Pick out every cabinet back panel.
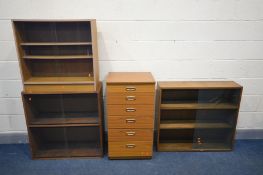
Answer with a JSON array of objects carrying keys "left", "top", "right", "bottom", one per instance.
[
  {"left": 162, "top": 89, "right": 241, "bottom": 104},
  {"left": 25, "top": 59, "right": 93, "bottom": 77},
  {"left": 161, "top": 109, "right": 236, "bottom": 124},
  {"left": 14, "top": 22, "right": 91, "bottom": 42},
  {"left": 160, "top": 129, "right": 232, "bottom": 143},
  {"left": 29, "top": 127, "right": 101, "bottom": 150},
  {"left": 194, "top": 128, "right": 233, "bottom": 145},
  {"left": 23, "top": 45, "right": 92, "bottom": 56},
  {"left": 55, "top": 22, "right": 91, "bottom": 42},
  {"left": 24, "top": 94, "right": 98, "bottom": 121},
  {"left": 160, "top": 129, "right": 194, "bottom": 142}
]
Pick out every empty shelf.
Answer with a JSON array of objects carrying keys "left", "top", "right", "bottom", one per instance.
[
  {"left": 30, "top": 117, "right": 99, "bottom": 126},
  {"left": 161, "top": 103, "right": 238, "bottom": 110},
  {"left": 160, "top": 120, "right": 232, "bottom": 129},
  {"left": 158, "top": 143, "right": 231, "bottom": 151},
  {"left": 35, "top": 143, "right": 102, "bottom": 158},
  {"left": 24, "top": 77, "right": 94, "bottom": 85},
  {"left": 159, "top": 143, "right": 193, "bottom": 151}
]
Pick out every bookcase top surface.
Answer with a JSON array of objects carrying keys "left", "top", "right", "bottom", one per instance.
[
  {"left": 106, "top": 72, "right": 155, "bottom": 84},
  {"left": 158, "top": 81, "right": 242, "bottom": 89}
]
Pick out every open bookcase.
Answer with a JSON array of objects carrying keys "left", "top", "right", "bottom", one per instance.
[
  {"left": 157, "top": 81, "right": 242, "bottom": 151},
  {"left": 12, "top": 20, "right": 99, "bottom": 93}
]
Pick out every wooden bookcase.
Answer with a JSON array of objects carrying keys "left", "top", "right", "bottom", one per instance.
[
  {"left": 157, "top": 81, "right": 242, "bottom": 152},
  {"left": 22, "top": 83, "right": 104, "bottom": 159},
  {"left": 12, "top": 20, "right": 99, "bottom": 93},
  {"left": 13, "top": 20, "right": 103, "bottom": 159}
]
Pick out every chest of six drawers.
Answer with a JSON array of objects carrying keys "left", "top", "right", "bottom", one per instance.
[{"left": 106, "top": 73, "right": 155, "bottom": 159}]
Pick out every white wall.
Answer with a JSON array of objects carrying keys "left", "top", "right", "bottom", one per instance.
[{"left": 0, "top": 0, "right": 263, "bottom": 133}]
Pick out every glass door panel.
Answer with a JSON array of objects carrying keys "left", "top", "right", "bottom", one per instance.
[
  {"left": 193, "top": 89, "right": 241, "bottom": 150},
  {"left": 29, "top": 127, "right": 69, "bottom": 158}
]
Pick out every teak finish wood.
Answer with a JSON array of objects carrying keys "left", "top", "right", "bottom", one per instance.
[
  {"left": 107, "top": 84, "right": 155, "bottom": 93},
  {"left": 157, "top": 81, "right": 243, "bottom": 152},
  {"left": 160, "top": 103, "right": 239, "bottom": 110},
  {"left": 108, "top": 129, "right": 153, "bottom": 142},
  {"left": 158, "top": 81, "right": 242, "bottom": 89},
  {"left": 107, "top": 93, "right": 155, "bottom": 105},
  {"left": 106, "top": 72, "right": 155, "bottom": 84},
  {"left": 107, "top": 104, "right": 154, "bottom": 116},
  {"left": 108, "top": 141, "right": 153, "bottom": 158},
  {"left": 160, "top": 120, "right": 232, "bottom": 129},
  {"left": 108, "top": 116, "right": 154, "bottom": 129},
  {"left": 24, "top": 84, "right": 96, "bottom": 94},
  {"left": 106, "top": 72, "right": 155, "bottom": 159}
]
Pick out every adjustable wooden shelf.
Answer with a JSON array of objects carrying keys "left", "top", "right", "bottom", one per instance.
[
  {"left": 13, "top": 20, "right": 103, "bottom": 159},
  {"left": 157, "top": 81, "right": 242, "bottom": 152},
  {"left": 12, "top": 20, "right": 99, "bottom": 93}
]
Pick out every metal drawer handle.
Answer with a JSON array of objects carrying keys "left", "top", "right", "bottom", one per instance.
[
  {"left": 197, "top": 137, "right": 203, "bottom": 145},
  {"left": 126, "top": 119, "right": 136, "bottom": 123},
  {"left": 126, "top": 144, "right": 136, "bottom": 148},
  {"left": 126, "top": 96, "right": 136, "bottom": 101},
  {"left": 126, "top": 131, "right": 136, "bottom": 136},
  {"left": 125, "top": 87, "right": 136, "bottom": 91},
  {"left": 126, "top": 108, "right": 136, "bottom": 112}
]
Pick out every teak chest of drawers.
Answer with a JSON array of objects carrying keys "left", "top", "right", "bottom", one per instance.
[{"left": 106, "top": 72, "right": 155, "bottom": 159}]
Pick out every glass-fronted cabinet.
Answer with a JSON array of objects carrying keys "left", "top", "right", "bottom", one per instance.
[
  {"left": 22, "top": 88, "right": 103, "bottom": 159},
  {"left": 23, "top": 93, "right": 99, "bottom": 125},
  {"left": 157, "top": 81, "right": 242, "bottom": 151},
  {"left": 28, "top": 126, "right": 101, "bottom": 158}
]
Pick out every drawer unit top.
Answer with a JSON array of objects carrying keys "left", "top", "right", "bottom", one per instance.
[{"left": 106, "top": 72, "right": 155, "bottom": 84}]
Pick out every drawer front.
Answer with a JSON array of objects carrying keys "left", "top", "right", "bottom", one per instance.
[
  {"left": 108, "top": 129, "right": 153, "bottom": 142},
  {"left": 107, "top": 93, "right": 154, "bottom": 105},
  {"left": 108, "top": 141, "right": 153, "bottom": 157},
  {"left": 107, "top": 84, "right": 155, "bottom": 93},
  {"left": 108, "top": 116, "right": 153, "bottom": 129},
  {"left": 107, "top": 104, "right": 154, "bottom": 116}
]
